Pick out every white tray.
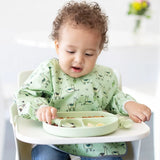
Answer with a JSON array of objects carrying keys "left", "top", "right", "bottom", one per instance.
[{"left": 15, "top": 116, "right": 150, "bottom": 144}]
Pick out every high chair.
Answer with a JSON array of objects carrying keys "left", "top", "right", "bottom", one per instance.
[{"left": 10, "top": 70, "right": 150, "bottom": 160}]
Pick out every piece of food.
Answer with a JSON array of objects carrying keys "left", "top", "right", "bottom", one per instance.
[
  {"left": 87, "top": 123, "right": 95, "bottom": 127},
  {"left": 96, "top": 123, "right": 104, "bottom": 127}
]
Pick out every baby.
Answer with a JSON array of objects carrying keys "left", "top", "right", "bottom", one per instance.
[{"left": 16, "top": 1, "right": 151, "bottom": 160}]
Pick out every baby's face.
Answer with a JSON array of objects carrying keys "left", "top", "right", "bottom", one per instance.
[{"left": 55, "top": 24, "right": 101, "bottom": 78}]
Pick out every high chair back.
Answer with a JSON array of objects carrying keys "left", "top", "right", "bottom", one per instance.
[
  {"left": 10, "top": 71, "right": 32, "bottom": 160},
  {"left": 10, "top": 69, "right": 141, "bottom": 160}
]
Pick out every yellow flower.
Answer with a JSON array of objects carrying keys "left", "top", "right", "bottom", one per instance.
[
  {"left": 132, "top": 2, "right": 142, "bottom": 11},
  {"left": 142, "top": 1, "right": 148, "bottom": 9}
]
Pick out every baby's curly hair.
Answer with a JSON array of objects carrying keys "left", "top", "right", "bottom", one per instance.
[{"left": 50, "top": 1, "right": 108, "bottom": 50}]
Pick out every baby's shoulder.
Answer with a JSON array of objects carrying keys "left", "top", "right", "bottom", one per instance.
[
  {"left": 93, "top": 64, "right": 118, "bottom": 82},
  {"left": 38, "top": 58, "right": 58, "bottom": 68},
  {"left": 94, "top": 64, "right": 115, "bottom": 75}
]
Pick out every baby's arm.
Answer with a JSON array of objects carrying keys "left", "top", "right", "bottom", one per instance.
[
  {"left": 124, "top": 101, "right": 151, "bottom": 123},
  {"left": 15, "top": 60, "right": 55, "bottom": 120},
  {"left": 36, "top": 106, "right": 57, "bottom": 124}
]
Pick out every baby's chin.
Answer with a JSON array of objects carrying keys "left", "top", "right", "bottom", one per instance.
[
  {"left": 68, "top": 72, "right": 87, "bottom": 78},
  {"left": 68, "top": 74, "right": 83, "bottom": 78}
]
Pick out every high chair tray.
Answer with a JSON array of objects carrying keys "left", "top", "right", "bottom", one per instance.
[
  {"left": 43, "top": 111, "right": 119, "bottom": 137},
  {"left": 11, "top": 102, "right": 150, "bottom": 144},
  {"left": 14, "top": 117, "right": 150, "bottom": 145}
]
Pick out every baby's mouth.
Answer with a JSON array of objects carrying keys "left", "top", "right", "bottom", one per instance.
[{"left": 71, "top": 66, "right": 82, "bottom": 72}]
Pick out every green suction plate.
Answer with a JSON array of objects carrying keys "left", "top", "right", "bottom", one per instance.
[{"left": 43, "top": 111, "right": 119, "bottom": 137}]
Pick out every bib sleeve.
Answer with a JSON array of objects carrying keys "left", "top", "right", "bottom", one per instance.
[
  {"left": 15, "top": 60, "right": 54, "bottom": 120},
  {"left": 107, "top": 88, "right": 136, "bottom": 115}
]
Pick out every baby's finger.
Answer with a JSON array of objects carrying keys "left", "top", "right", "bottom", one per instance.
[
  {"left": 137, "top": 113, "right": 147, "bottom": 122},
  {"left": 51, "top": 108, "right": 57, "bottom": 119},
  {"left": 129, "top": 114, "right": 142, "bottom": 123},
  {"left": 46, "top": 109, "right": 52, "bottom": 124},
  {"left": 143, "top": 108, "right": 151, "bottom": 121},
  {"left": 42, "top": 111, "right": 47, "bottom": 122}
]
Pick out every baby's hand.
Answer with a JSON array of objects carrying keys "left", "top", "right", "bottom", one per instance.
[
  {"left": 124, "top": 101, "right": 151, "bottom": 123},
  {"left": 36, "top": 106, "right": 57, "bottom": 124}
]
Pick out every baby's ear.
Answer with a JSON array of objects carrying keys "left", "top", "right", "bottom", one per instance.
[{"left": 54, "top": 40, "right": 59, "bottom": 54}]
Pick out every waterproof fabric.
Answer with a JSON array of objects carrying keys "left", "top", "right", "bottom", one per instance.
[
  {"left": 15, "top": 58, "right": 135, "bottom": 157},
  {"left": 55, "top": 143, "right": 127, "bottom": 157}
]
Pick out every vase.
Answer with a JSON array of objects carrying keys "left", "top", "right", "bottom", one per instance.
[
  {"left": 133, "top": 16, "right": 143, "bottom": 34},
  {"left": 132, "top": 16, "right": 146, "bottom": 45}
]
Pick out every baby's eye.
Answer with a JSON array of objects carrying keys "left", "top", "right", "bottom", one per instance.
[
  {"left": 85, "top": 53, "right": 93, "bottom": 56},
  {"left": 67, "top": 51, "right": 75, "bottom": 54}
]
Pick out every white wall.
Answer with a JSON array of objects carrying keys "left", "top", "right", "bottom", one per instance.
[
  {"left": 0, "top": 0, "right": 159, "bottom": 85},
  {"left": 0, "top": 0, "right": 159, "bottom": 37}
]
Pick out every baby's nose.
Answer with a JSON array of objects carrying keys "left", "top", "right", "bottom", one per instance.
[{"left": 74, "top": 54, "right": 84, "bottom": 64}]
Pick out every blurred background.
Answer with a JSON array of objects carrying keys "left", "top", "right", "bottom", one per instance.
[{"left": 0, "top": 0, "right": 159, "bottom": 159}]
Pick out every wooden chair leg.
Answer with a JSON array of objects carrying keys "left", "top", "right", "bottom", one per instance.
[{"left": 17, "top": 140, "right": 32, "bottom": 160}]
